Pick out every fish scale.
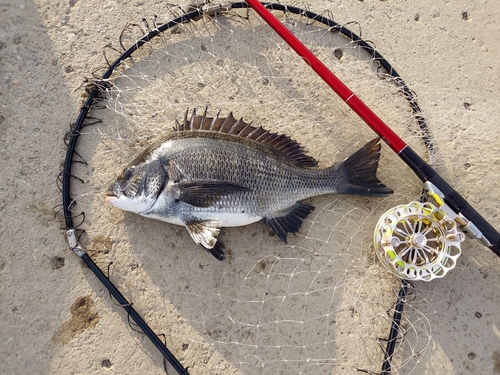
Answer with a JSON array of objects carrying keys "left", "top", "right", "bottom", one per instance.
[
  {"left": 106, "top": 109, "right": 393, "bottom": 260},
  {"left": 175, "top": 140, "right": 317, "bottom": 214}
]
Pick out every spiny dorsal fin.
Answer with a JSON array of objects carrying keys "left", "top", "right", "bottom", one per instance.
[{"left": 175, "top": 108, "right": 318, "bottom": 168}]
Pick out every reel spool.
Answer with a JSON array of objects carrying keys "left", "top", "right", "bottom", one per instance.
[{"left": 374, "top": 201, "right": 465, "bottom": 281}]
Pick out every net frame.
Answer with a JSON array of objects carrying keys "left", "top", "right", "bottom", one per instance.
[{"left": 59, "top": 2, "right": 500, "bottom": 374}]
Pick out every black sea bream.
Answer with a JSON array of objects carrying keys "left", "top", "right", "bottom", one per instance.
[{"left": 106, "top": 109, "right": 393, "bottom": 260}]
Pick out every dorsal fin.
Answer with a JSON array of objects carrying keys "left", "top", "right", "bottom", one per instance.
[{"left": 175, "top": 108, "right": 318, "bottom": 168}]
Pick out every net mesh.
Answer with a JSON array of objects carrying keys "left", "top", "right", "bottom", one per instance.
[{"left": 66, "top": 3, "right": 499, "bottom": 374}]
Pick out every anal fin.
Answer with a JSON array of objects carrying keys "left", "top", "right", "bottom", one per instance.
[
  {"left": 185, "top": 220, "right": 225, "bottom": 260},
  {"left": 265, "top": 202, "right": 315, "bottom": 243}
]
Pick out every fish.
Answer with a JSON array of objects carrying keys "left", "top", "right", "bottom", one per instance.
[{"left": 106, "top": 108, "right": 393, "bottom": 260}]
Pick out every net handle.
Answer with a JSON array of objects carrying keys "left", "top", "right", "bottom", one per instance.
[{"left": 245, "top": 0, "right": 500, "bottom": 256}]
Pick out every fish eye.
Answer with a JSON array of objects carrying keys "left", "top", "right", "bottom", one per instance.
[{"left": 122, "top": 167, "right": 134, "bottom": 179}]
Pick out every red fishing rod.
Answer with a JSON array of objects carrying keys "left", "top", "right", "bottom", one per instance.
[{"left": 246, "top": 0, "right": 500, "bottom": 256}]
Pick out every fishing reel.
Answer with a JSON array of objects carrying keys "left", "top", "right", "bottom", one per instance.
[{"left": 374, "top": 182, "right": 467, "bottom": 282}]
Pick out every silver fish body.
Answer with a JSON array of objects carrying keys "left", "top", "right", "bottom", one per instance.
[{"left": 106, "top": 109, "right": 392, "bottom": 260}]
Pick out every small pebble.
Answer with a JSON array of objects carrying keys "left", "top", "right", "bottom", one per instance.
[
  {"left": 463, "top": 102, "right": 473, "bottom": 110},
  {"left": 51, "top": 256, "right": 65, "bottom": 270}
]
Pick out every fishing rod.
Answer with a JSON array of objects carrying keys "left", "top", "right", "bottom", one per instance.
[{"left": 244, "top": 0, "right": 500, "bottom": 257}]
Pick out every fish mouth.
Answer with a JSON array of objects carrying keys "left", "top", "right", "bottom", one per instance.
[{"left": 105, "top": 191, "right": 117, "bottom": 204}]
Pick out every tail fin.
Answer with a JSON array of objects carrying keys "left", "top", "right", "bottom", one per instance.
[{"left": 336, "top": 138, "right": 393, "bottom": 197}]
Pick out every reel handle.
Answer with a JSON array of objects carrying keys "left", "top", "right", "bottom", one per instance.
[{"left": 399, "top": 146, "right": 500, "bottom": 256}]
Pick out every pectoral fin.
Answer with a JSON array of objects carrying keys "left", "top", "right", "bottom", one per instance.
[
  {"left": 177, "top": 181, "right": 252, "bottom": 207},
  {"left": 265, "top": 202, "right": 315, "bottom": 243},
  {"left": 185, "top": 220, "right": 225, "bottom": 260}
]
